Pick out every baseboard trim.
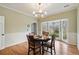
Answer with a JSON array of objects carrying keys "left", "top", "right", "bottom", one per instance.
[
  {"left": 0, "top": 32, "right": 28, "bottom": 50},
  {"left": 0, "top": 40, "right": 27, "bottom": 50},
  {"left": 0, "top": 47, "right": 5, "bottom": 50}
]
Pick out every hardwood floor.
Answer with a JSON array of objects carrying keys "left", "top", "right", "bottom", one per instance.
[
  {"left": 0, "top": 42, "right": 28, "bottom": 55},
  {"left": 55, "top": 40, "right": 79, "bottom": 55},
  {"left": 0, "top": 40, "right": 79, "bottom": 55}
]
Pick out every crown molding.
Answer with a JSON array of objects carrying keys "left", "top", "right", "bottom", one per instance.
[{"left": 0, "top": 4, "right": 34, "bottom": 18}]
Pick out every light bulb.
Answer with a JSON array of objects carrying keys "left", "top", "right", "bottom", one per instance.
[
  {"left": 39, "top": 10, "right": 42, "bottom": 13},
  {"left": 41, "top": 14, "right": 44, "bottom": 18},
  {"left": 44, "top": 11, "right": 47, "bottom": 15},
  {"left": 35, "top": 14, "right": 38, "bottom": 17},
  {"left": 33, "top": 11, "right": 35, "bottom": 14}
]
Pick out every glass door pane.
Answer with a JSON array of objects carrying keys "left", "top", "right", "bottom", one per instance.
[
  {"left": 53, "top": 21, "right": 60, "bottom": 40},
  {"left": 63, "top": 20, "right": 68, "bottom": 40},
  {"left": 41, "top": 22, "right": 48, "bottom": 34},
  {"left": 48, "top": 21, "right": 54, "bottom": 35},
  {"left": 61, "top": 20, "right": 68, "bottom": 40}
]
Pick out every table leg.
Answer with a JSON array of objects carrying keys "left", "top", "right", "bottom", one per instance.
[{"left": 42, "top": 41, "right": 44, "bottom": 55}]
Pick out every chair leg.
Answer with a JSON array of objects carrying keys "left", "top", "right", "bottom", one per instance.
[
  {"left": 40, "top": 47, "right": 41, "bottom": 54},
  {"left": 47, "top": 47, "right": 48, "bottom": 50},
  {"left": 43, "top": 47, "right": 46, "bottom": 54},
  {"left": 51, "top": 47, "right": 53, "bottom": 55},
  {"left": 54, "top": 46, "right": 56, "bottom": 55},
  {"left": 33, "top": 49, "right": 35, "bottom": 55},
  {"left": 28, "top": 48, "right": 30, "bottom": 55}
]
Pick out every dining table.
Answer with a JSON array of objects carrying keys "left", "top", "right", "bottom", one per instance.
[{"left": 33, "top": 35, "right": 51, "bottom": 55}]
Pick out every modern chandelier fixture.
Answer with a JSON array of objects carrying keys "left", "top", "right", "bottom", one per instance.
[{"left": 32, "top": 3, "right": 47, "bottom": 18}]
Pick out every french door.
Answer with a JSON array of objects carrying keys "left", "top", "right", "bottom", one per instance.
[
  {"left": 60, "top": 20, "right": 68, "bottom": 41},
  {"left": 41, "top": 19, "right": 68, "bottom": 41}
]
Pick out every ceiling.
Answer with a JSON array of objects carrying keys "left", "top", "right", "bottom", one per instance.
[{"left": 0, "top": 3, "right": 79, "bottom": 17}]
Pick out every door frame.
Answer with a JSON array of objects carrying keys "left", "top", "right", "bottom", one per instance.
[
  {"left": 0, "top": 16, "right": 5, "bottom": 50},
  {"left": 60, "top": 19, "right": 69, "bottom": 42},
  {"left": 31, "top": 22, "right": 38, "bottom": 34}
]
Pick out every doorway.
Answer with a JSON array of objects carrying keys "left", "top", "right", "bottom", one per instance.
[{"left": 31, "top": 23, "right": 37, "bottom": 34}]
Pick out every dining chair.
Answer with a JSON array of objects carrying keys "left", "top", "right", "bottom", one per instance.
[
  {"left": 27, "top": 35, "right": 41, "bottom": 55},
  {"left": 43, "top": 35, "right": 56, "bottom": 55},
  {"left": 42, "top": 31, "right": 49, "bottom": 36}
]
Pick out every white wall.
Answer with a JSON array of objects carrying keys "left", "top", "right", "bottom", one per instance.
[
  {"left": 5, "top": 32, "right": 27, "bottom": 48},
  {"left": 68, "top": 32, "right": 77, "bottom": 45}
]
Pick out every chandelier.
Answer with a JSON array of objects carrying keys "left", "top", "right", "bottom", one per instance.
[{"left": 32, "top": 3, "right": 47, "bottom": 18}]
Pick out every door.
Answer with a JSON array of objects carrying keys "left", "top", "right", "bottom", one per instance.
[
  {"left": 48, "top": 21, "right": 60, "bottom": 40},
  {"left": 41, "top": 22, "right": 48, "bottom": 34},
  {"left": 0, "top": 16, "right": 5, "bottom": 50},
  {"left": 53, "top": 21, "right": 60, "bottom": 40},
  {"left": 41, "top": 21, "right": 60, "bottom": 40},
  {"left": 61, "top": 19, "right": 68, "bottom": 41}
]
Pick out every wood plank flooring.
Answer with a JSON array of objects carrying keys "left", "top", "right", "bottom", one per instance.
[{"left": 0, "top": 40, "right": 79, "bottom": 55}]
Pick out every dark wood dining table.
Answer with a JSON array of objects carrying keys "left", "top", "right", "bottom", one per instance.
[{"left": 33, "top": 36, "right": 51, "bottom": 55}]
